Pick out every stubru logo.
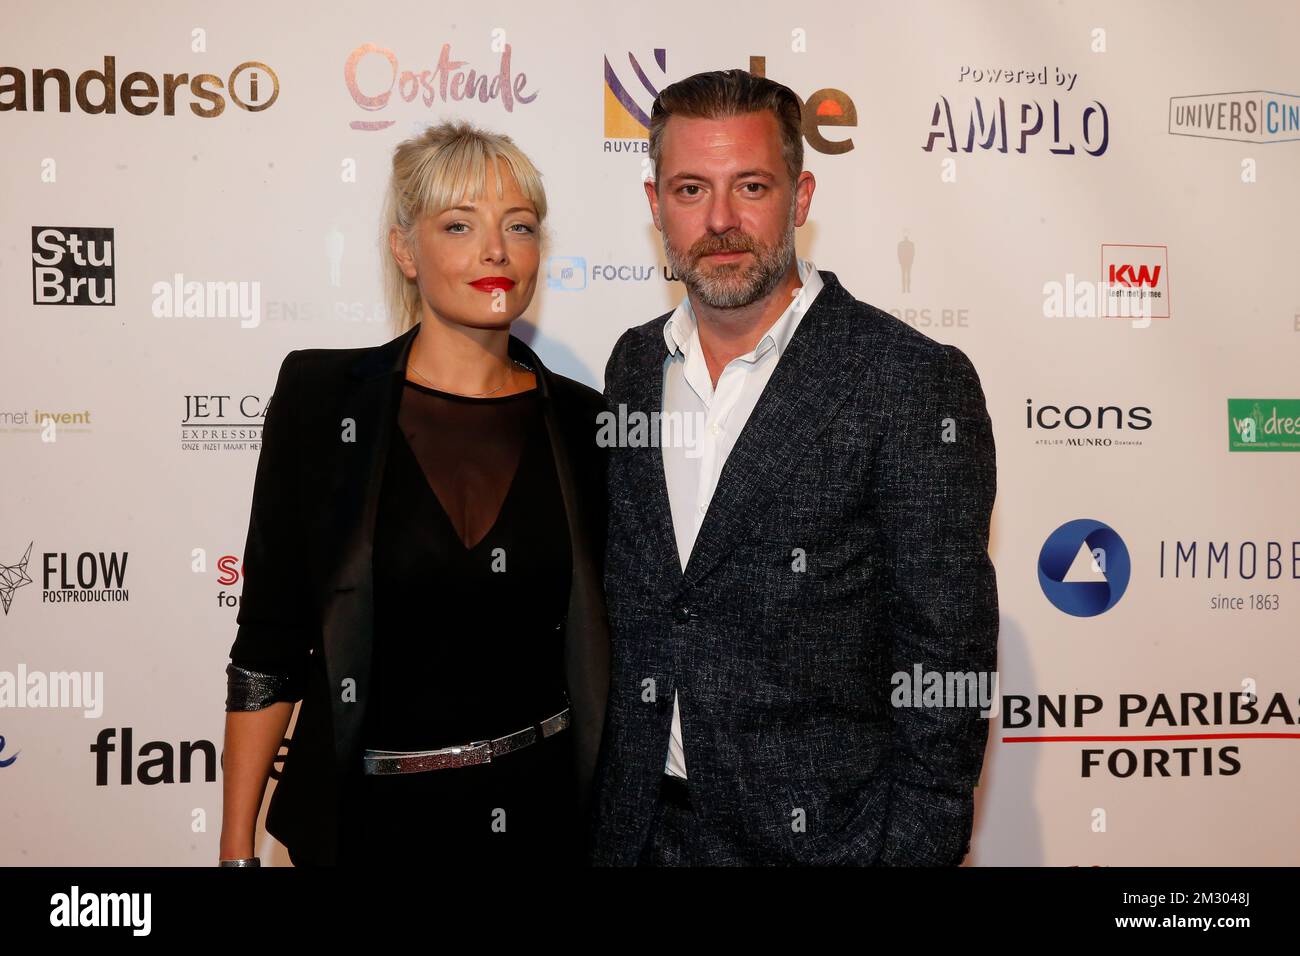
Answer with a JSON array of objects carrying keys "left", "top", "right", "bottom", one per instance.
[
  {"left": 1039, "top": 519, "right": 1131, "bottom": 617},
  {"left": 32, "top": 227, "right": 115, "bottom": 306},
  {"left": 1169, "top": 91, "right": 1300, "bottom": 144},
  {"left": 1228, "top": 399, "right": 1300, "bottom": 452},
  {"left": 0, "top": 56, "right": 278, "bottom": 116}
]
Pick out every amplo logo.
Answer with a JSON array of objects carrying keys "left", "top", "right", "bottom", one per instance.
[{"left": 1038, "top": 519, "right": 1131, "bottom": 617}]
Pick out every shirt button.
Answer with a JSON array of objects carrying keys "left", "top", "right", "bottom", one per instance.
[
  {"left": 697, "top": 503, "right": 707, "bottom": 514},
  {"left": 673, "top": 605, "right": 692, "bottom": 623},
  {"left": 709, "top": 423, "right": 722, "bottom": 435}
]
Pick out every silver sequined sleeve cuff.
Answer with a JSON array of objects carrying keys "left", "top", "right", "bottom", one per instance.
[{"left": 225, "top": 662, "right": 301, "bottom": 711}]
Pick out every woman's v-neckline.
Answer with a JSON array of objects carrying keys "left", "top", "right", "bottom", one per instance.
[{"left": 394, "top": 411, "right": 536, "bottom": 553}]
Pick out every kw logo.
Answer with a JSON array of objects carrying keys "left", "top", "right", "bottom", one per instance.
[{"left": 1108, "top": 264, "right": 1161, "bottom": 288}]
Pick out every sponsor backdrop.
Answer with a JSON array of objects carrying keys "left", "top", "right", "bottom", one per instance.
[{"left": 2, "top": 0, "right": 1297, "bottom": 866}]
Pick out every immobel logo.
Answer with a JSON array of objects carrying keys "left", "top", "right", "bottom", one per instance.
[
  {"left": 32, "top": 227, "right": 114, "bottom": 306},
  {"left": 0, "top": 55, "right": 279, "bottom": 117}
]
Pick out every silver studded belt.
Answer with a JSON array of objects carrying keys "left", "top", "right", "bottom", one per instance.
[{"left": 361, "top": 707, "right": 570, "bottom": 775}]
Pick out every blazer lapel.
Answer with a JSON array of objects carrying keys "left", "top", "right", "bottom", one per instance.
[
  {"left": 319, "top": 324, "right": 418, "bottom": 769},
  {"left": 619, "top": 328, "right": 688, "bottom": 585},
  {"left": 678, "top": 272, "right": 872, "bottom": 592},
  {"left": 513, "top": 336, "right": 610, "bottom": 813}
]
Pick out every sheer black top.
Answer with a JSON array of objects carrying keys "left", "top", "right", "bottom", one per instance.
[{"left": 361, "top": 378, "right": 573, "bottom": 751}]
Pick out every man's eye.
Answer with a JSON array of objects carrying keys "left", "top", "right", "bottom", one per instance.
[
  {"left": 679, "top": 185, "right": 701, "bottom": 196},
  {"left": 742, "top": 183, "right": 765, "bottom": 194}
]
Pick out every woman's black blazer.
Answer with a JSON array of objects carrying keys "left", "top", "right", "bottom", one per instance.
[{"left": 228, "top": 324, "right": 611, "bottom": 865}]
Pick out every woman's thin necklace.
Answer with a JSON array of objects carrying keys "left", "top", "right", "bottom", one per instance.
[{"left": 408, "top": 357, "right": 528, "bottom": 398}]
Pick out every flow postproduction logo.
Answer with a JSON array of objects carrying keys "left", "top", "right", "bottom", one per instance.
[{"left": 1038, "top": 519, "right": 1131, "bottom": 617}]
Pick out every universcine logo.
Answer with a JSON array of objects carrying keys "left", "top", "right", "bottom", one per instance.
[
  {"left": 1039, "top": 519, "right": 1131, "bottom": 617},
  {"left": 1169, "top": 91, "right": 1300, "bottom": 144}
]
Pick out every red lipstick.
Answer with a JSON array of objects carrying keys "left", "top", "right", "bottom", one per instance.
[{"left": 469, "top": 276, "right": 515, "bottom": 292}]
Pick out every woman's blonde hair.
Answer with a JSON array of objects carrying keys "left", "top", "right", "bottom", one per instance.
[{"left": 381, "top": 119, "right": 548, "bottom": 333}]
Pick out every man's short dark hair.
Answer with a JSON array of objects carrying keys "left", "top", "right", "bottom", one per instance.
[{"left": 648, "top": 69, "right": 803, "bottom": 189}]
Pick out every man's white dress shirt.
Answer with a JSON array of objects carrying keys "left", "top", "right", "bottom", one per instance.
[{"left": 659, "top": 257, "right": 824, "bottom": 778}]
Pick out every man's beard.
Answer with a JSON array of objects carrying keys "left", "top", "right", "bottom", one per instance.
[{"left": 663, "top": 201, "right": 797, "bottom": 310}]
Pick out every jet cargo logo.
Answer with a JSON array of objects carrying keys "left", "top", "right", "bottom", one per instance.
[
  {"left": 1039, "top": 519, "right": 1131, "bottom": 617},
  {"left": 1169, "top": 91, "right": 1300, "bottom": 143}
]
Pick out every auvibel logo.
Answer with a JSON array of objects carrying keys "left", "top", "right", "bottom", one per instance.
[
  {"left": 1039, "top": 519, "right": 1131, "bottom": 617},
  {"left": 1169, "top": 91, "right": 1300, "bottom": 144},
  {"left": 1228, "top": 399, "right": 1300, "bottom": 452},
  {"left": 603, "top": 49, "right": 667, "bottom": 145}
]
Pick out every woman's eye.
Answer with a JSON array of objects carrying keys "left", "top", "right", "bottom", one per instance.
[
  {"left": 509, "top": 223, "right": 536, "bottom": 234},
  {"left": 446, "top": 222, "right": 469, "bottom": 234}
]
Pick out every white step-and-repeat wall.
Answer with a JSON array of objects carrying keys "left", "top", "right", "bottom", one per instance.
[{"left": 2, "top": 0, "right": 1297, "bottom": 864}]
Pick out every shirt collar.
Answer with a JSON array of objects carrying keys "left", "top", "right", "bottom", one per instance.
[{"left": 663, "top": 257, "right": 823, "bottom": 361}]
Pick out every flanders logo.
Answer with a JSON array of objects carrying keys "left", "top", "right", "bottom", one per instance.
[{"left": 1228, "top": 399, "right": 1300, "bottom": 452}]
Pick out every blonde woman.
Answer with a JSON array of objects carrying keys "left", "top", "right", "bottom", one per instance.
[{"left": 218, "top": 121, "right": 610, "bottom": 866}]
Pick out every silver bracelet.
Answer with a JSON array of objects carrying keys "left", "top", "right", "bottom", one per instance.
[{"left": 219, "top": 858, "right": 261, "bottom": 867}]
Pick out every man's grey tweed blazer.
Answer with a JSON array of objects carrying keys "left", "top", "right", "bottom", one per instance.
[{"left": 590, "top": 268, "right": 999, "bottom": 866}]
